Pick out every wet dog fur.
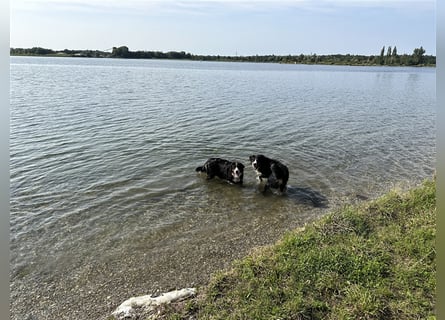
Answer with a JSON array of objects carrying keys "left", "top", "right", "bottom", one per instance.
[
  {"left": 196, "top": 158, "right": 244, "bottom": 185},
  {"left": 249, "top": 154, "right": 289, "bottom": 193}
]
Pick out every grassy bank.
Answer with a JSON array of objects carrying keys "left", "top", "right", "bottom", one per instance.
[{"left": 160, "top": 179, "right": 436, "bottom": 319}]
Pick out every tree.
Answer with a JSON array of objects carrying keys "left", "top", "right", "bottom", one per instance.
[
  {"left": 391, "top": 46, "right": 398, "bottom": 64},
  {"left": 111, "top": 46, "right": 130, "bottom": 58},
  {"left": 412, "top": 46, "right": 426, "bottom": 65},
  {"left": 379, "top": 46, "right": 385, "bottom": 65},
  {"left": 386, "top": 46, "right": 392, "bottom": 64}
]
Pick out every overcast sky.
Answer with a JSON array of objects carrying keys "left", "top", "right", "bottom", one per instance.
[{"left": 10, "top": 0, "right": 436, "bottom": 56}]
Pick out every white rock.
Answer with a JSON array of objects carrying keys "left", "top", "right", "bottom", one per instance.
[{"left": 112, "top": 287, "right": 196, "bottom": 319}]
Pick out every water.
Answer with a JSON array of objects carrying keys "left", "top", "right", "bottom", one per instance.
[{"left": 10, "top": 57, "right": 436, "bottom": 319}]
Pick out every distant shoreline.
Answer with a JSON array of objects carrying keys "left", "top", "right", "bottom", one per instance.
[{"left": 10, "top": 46, "right": 436, "bottom": 67}]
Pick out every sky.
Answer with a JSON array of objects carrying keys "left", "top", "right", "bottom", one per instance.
[{"left": 10, "top": 0, "right": 436, "bottom": 56}]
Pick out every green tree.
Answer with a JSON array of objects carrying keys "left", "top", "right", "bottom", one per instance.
[
  {"left": 379, "top": 46, "right": 385, "bottom": 65},
  {"left": 111, "top": 46, "right": 130, "bottom": 58},
  {"left": 391, "top": 46, "right": 399, "bottom": 64},
  {"left": 386, "top": 46, "right": 392, "bottom": 64},
  {"left": 412, "top": 46, "right": 426, "bottom": 65}
]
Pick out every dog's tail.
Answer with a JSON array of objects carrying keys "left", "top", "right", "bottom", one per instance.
[{"left": 195, "top": 166, "right": 205, "bottom": 172}]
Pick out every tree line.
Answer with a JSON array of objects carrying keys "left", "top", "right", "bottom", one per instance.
[
  {"left": 10, "top": 47, "right": 109, "bottom": 58},
  {"left": 376, "top": 45, "right": 433, "bottom": 66},
  {"left": 10, "top": 45, "right": 435, "bottom": 66}
]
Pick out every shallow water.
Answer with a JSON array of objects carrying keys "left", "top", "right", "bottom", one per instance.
[{"left": 10, "top": 57, "right": 435, "bottom": 319}]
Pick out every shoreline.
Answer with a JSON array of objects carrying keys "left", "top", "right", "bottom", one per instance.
[
  {"left": 11, "top": 179, "right": 434, "bottom": 320},
  {"left": 149, "top": 178, "right": 436, "bottom": 319},
  {"left": 9, "top": 47, "right": 436, "bottom": 67},
  {"left": 10, "top": 54, "right": 437, "bottom": 68}
]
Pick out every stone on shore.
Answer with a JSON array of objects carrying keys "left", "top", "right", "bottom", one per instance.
[{"left": 111, "top": 287, "right": 196, "bottom": 320}]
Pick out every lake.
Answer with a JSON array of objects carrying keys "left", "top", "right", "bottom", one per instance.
[{"left": 10, "top": 57, "right": 436, "bottom": 319}]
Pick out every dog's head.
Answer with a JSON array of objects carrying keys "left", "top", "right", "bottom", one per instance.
[
  {"left": 249, "top": 154, "right": 265, "bottom": 172},
  {"left": 231, "top": 162, "right": 244, "bottom": 183}
]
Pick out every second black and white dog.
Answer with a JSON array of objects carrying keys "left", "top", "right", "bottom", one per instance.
[
  {"left": 249, "top": 154, "right": 289, "bottom": 193},
  {"left": 196, "top": 158, "right": 245, "bottom": 185}
]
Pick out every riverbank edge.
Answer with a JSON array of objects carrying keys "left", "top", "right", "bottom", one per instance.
[
  {"left": 10, "top": 52, "right": 436, "bottom": 67},
  {"left": 149, "top": 178, "right": 436, "bottom": 319}
]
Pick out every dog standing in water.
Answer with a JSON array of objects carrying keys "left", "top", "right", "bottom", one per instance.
[
  {"left": 249, "top": 154, "right": 289, "bottom": 193},
  {"left": 196, "top": 158, "right": 245, "bottom": 185}
]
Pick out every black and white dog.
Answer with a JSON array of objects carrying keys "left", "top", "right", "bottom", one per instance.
[
  {"left": 196, "top": 158, "right": 245, "bottom": 185},
  {"left": 249, "top": 154, "right": 289, "bottom": 193}
]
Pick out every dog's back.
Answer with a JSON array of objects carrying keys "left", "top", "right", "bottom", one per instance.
[
  {"left": 195, "top": 157, "right": 220, "bottom": 173},
  {"left": 270, "top": 162, "right": 289, "bottom": 191}
]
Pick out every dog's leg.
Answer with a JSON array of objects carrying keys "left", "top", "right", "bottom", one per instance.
[{"left": 263, "top": 181, "right": 270, "bottom": 194}]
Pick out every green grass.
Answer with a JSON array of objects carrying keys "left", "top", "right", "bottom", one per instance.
[{"left": 159, "top": 179, "right": 436, "bottom": 320}]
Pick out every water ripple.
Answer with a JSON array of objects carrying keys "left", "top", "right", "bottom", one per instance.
[{"left": 10, "top": 57, "right": 435, "bottom": 320}]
